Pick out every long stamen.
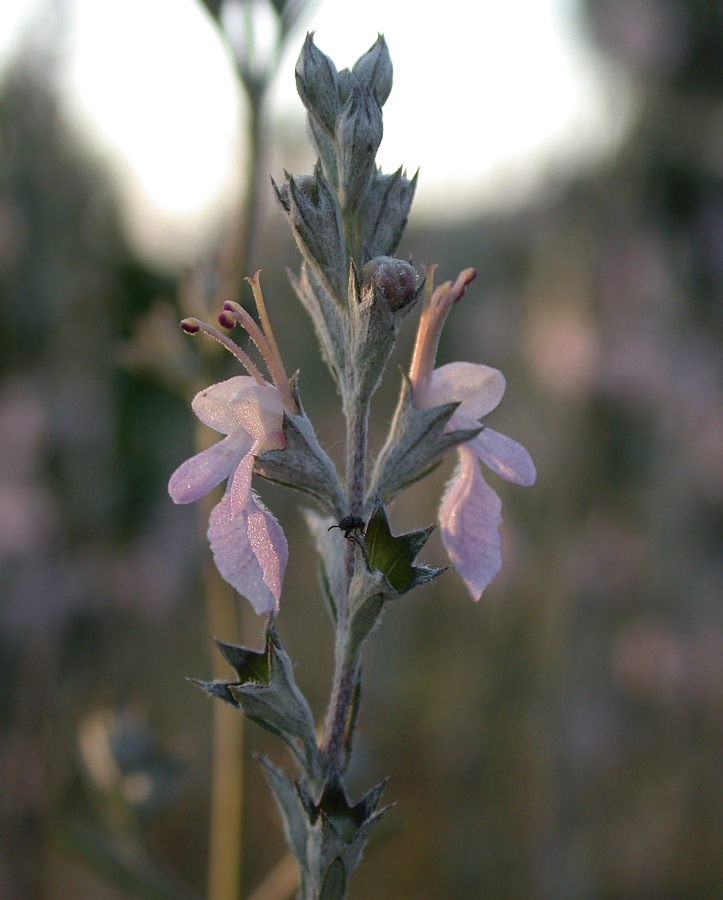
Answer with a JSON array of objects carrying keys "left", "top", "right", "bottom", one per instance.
[
  {"left": 180, "top": 317, "right": 266, "bottom": 384},
  {"left": 221, "top": 300, "right": 276, "bottom": 377}
]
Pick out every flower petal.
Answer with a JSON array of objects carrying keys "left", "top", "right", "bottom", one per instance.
[
  {"left": 192, "top": 376, "right": 284, "bottom": 439},
  {"left": 191, "top": 376, "right": 257, "bottom": 433},
  {"left": 230, "top": 385, "right": 285, "bottom": 445},
  {"left": 168, "top": 431, "right": 253, "bottom": 504},
  {"left": 439, "top": 446, "right": 504, "bottom": 600},
  {"left": 470, "top": 427, "right": 537, "bottom": 485},
  {"left": 208, "top": 482, "right": 288, "bottom": 616},
  {"left": 422, "top": 361, "right": 506, "bottom": 421}
]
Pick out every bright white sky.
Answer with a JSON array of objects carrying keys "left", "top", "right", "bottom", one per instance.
[{"left": 0, "top": 0, "right": 632, "bottom": 269}]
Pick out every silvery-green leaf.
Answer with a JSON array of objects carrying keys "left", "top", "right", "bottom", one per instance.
[{"left": 255, "top": 398, "right": 345, "bottom": 518}]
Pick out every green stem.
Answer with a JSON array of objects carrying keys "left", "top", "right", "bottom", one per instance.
[{"left": 320, "top": 386, "right": 368, "bottom": 772}]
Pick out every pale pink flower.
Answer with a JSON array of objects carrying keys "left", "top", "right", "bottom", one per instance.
[
  {"left": 169, "top": 273, "right": 298, "bottom": 616},
  {"left": 409, "top": 267, "right": 536, "bottom": 599}
]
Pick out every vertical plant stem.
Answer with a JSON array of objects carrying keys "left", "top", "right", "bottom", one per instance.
[
  {"left": 320, "top": 391, "right": 368, "bottom": 771},
  {"left": 345, "top": 398, "right": 369, "bottom": 519},
  {"left": 320, "top": 638, "right": 361, "bottom": 771}
]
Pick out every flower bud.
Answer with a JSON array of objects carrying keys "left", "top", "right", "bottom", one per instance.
[
  {"left": 347, "top": 258, "right": 422, "bottom": 405},
  {"left": 352, "top": 35, "right": 393, "bottom": 106},
  {"left": 336, "top": 68, "right": 355, "bottom": 107},
  {"left": 360, "top": 256, "right": 419, "bottom": 312},
  {"left": 295, "top": 33, "right": 339, "bottom": 135},
  {"left": 335, "top": 83, "right": 383, "bottom": 213}
]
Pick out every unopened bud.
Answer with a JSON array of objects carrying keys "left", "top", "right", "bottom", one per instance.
[
  {"left": 335, "top": 84, "right": 383, "bottom": 213},
  {"left": 295, "top": 33, "right": 339, "bottom": 135},
  {"left": 352, "top": 35, "right": 393, "bottom": 106},
  {"left": 348, "top": 257, "right": 421, "bottom": 404},
  {"left": 360, "top": 257, "right": 419, "bottom": 311},
  {"left": 336, "top": 68, "right": 355, "bottom": 107}
]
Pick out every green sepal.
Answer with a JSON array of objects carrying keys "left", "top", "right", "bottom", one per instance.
[
  {"left": 368, "top": 374, "right": 482, "bottom": 503},
  {"left": 338, "top": 673, "right": 362, "bottom": 774},
  {"left": 287, "top": 264, "right": 346, "bottom": 388},
  {"left": 255, "top": 386, "right": 345, "bottom": 518},
  {"left": 359, "top": 166, "right": 417, "bottom": 262},
  {"left": 346, "top": 504, "right": 443, "bottom": 648},
  {"left": 319, "top": 858, "right": 346, "bottom": 900},
  {"left": 193, "top": 623, "right": 321, "bottom": 782},
  {"left": 301, "top": 772, "right": 392, "bottom": 896},
  {"left": 347, "top": 260, "right": 423, "bottom": 407},
  {"left": 347, "top": 259, "right": 396, "bottom": 405},
  {"left": 259, "top": 762, "right": 391, "bottom": 898},
  {"left": 272, "top": 170, "right": 347, "bottom": 302},
  {"left": 364, "top": 502, "right": 443, "bottom": 594}
]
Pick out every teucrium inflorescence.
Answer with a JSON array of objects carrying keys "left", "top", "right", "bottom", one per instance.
[{"left": 168, "top": 32, "right": 535, "bottom": 899}]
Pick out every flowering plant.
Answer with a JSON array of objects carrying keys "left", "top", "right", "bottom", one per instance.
[{"left": 169, "top": 33, "right": 535, "bottom": 898}]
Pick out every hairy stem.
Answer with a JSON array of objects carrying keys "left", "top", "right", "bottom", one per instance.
[{"left": 320, "top": 385, "right": 368, "bottom": 771}]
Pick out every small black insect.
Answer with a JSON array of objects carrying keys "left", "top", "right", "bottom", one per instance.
[{"left": 328, "top": 515, "right": 366, "bottom": 541}]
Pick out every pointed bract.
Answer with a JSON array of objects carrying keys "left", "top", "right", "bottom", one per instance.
[
  {"left": 198, "top": 626, "right": 321, "bottom": 780},
  {"left": 288, "top": 264, "right": 345, "bottom": 385},
  {"left": 359, "top": 166, "right": 417, "bottom": 261},
  {"left": 255, "top": 402, "right": 346, "bottom": 517},
  {"left": 345, "top": 503, "right": 444, "bottom": 647},
  {"left": 368, "top": 375, "right": 482, "bottom": 503},
  {"left": 295, "top": 33, "right": 339, "bottom": 135},
  {"left": 352, "top": 34, "right": 393, "bottom": 106}
]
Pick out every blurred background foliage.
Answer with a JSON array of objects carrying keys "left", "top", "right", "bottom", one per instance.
[{"left": 1, "top": 0, "right": 722, "bottom": 897}]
